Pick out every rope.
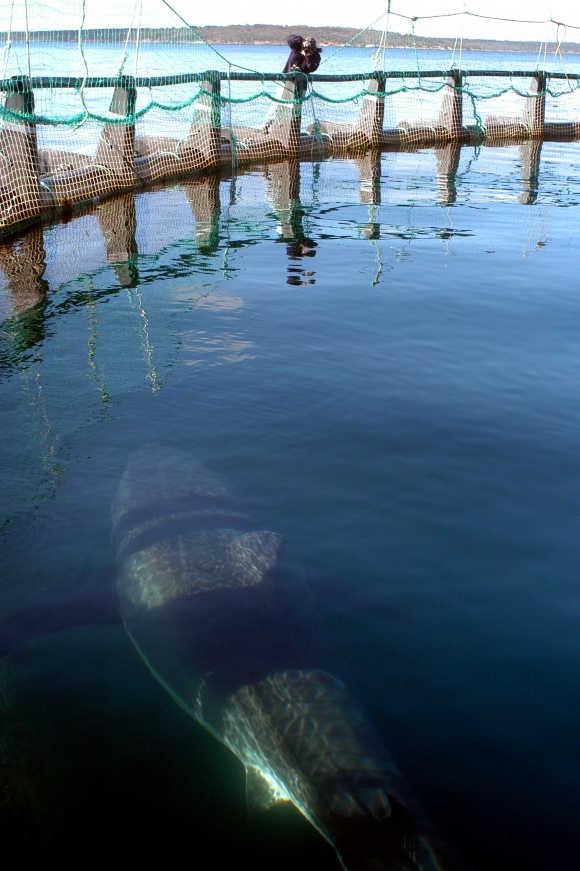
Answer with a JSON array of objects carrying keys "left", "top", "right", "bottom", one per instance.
[
  {"left": 411, "top": 21, "right": 421, "bottom": 89},
  {"left": 23, "top": 0, "right": 31, "bottom": 78},
  {"left": 2, "top": 0, "right": 15, "bottom": 79},
  {"left": 116, "top": 0, "right": 139, "bottom": 76},
  {"left": 2, "top": 3, "right": 580, "bottom": 143},
  {"left": 387, "top": 8, "right": 571, "bottom": 27},
  {"left": 321, "top": 11, "right": 388, "bottom": 66},
  {"left": 379, "top": 6, "right": 580, "bottom": 33},
  {"left": 156, "top": 0, "right": 271, "bottom": 73},
  {"left": 554, "top": 21, "right": 573, "bottom": 91},
  {"left": 371, "top": 2, "right": 390, "bottom": 71},
  {"left": 3, "top": 69, "right": 580, "bottom": 128},
  {"left": 134, "top": 0, "right": 143, "bottom": 78},
  {"left": 226, "top": 63, "right": 238, "bottom": 178},
  {"left": 77, "top": 0, "right": 90, "bottom": 124}
]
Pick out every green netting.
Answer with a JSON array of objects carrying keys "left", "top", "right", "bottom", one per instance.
[{"left": 1, "top": 0, "right": 580, "bottom": 233}]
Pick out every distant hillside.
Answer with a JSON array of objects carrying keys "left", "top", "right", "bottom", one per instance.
[
  {"left": 197, "top": 25, "right": 580, "bottom": 54},
  {"left": 2, "top": 23, "right": 580, "bottom": 54}
]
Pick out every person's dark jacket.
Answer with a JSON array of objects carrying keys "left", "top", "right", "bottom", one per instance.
[
  {"left": 302, "top": 48, "right": 321, "bottom": 74},
  {"left": 283, "top": 35, "right": 306, "bottom": 73}
]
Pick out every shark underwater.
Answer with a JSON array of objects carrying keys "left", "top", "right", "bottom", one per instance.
[{"left": 111, "top": 445, "right": 448, "bottom": 871}]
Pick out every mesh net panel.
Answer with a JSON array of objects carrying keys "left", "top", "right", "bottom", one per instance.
[{"left": 1, "top": 1, "right": 580, "bottom": 233}]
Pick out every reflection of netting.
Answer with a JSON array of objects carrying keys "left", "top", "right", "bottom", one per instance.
[
  {"left": 2, "top": 0, "right": 580, "bottom": 233},
  {"left": 0, "top": 137, "right": 575, "bottom": 348}
]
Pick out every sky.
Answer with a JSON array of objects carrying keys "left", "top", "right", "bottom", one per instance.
[
  {"left": 188, "top": 0, "right": 580, "bottom": 34},
  {"left": 149, "top": 0, "right": 579, "bottom": 40},
  {"left": 2, "top": 0, "right": 580, "bottom": 43}
]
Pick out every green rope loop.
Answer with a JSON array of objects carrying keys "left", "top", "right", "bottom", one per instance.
[{"left": 1, "top": 73, "right": 578, "bottom": 126}]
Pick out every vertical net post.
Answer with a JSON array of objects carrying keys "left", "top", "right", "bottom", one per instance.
[
  {"left": 356, "top": 72, "right": 386, "bottom": 147},
  {"left": 269, "top": 73, "right": 305, "bottom": 157},
  {"left": 524, "top": 71, "right": 546, "bottom": 137},
  {"left": 182, "top": 70, "right": 221, "bottom": 171},
  {"left": 96, "top": 75, "right": 137, "bottom": 189},
  {"left": 0, "top": 76, "right": 42, "bottom": 230},
  {"left": 438, "top": 69, "right": 463, "bottom": 139}
]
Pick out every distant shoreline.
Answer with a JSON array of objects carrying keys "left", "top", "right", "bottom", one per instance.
[{"left": 2, "top": 24, "right": 580, "bottom": 54}]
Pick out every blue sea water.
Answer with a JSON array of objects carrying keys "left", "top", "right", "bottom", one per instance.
[{"left": 0, "top": 44, "right": 580, "bottom": 870}]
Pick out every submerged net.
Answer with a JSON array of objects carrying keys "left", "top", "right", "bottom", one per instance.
[{"left": 1, "top": 0, "right": 580, "bottom": 233}]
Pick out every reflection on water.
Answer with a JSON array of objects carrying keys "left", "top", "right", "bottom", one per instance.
[
  {"left": 519, "top": 140, "right": 543, "bottom": 205},
  {"left": 0, "top": 138, "right": 570, "bottom": 343},
  {"left": 0, "top": 228, "right": 49, "bottom": 315},
  {"left": 1, "top": 142, "right": 580, "bottom": 868},
  {"left": 266, "top": 161, "right": 318, "bottom": 286},
  {"left": 16, "top": 138, "right": 567, "bottom": 307},
  {"left": 183, "top": 329, "right": 255, "bottom": 368}
]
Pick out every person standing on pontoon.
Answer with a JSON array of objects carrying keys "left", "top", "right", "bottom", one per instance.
[
  {"left": 302, "top": 37, "right": 322, "bottom": 74},
  {"left": 263, "top": 35, "right": 308, "bottom": 133},
  {"left": 283, "top": 34, "right": 308, "bottom": 73}
]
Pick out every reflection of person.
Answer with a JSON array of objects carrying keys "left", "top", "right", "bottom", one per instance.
[
  {"left": 265, "top": 161, "right": 317, "bottom": 285},
  {"left": 286, "top": 238, "right": 317, "bottom": 285}
]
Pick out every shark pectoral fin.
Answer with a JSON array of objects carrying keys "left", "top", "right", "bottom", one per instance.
[{"left": 244, "top": 765, "right": 291, "bottom": 815}]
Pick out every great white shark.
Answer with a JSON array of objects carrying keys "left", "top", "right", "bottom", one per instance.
[{"left": 112, "top": 445, "right": 448, "bottom": 871}]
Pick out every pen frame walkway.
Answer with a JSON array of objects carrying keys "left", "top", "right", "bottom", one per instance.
[{"left": 1, "top": 67, "right": 578, "bottom": 237}]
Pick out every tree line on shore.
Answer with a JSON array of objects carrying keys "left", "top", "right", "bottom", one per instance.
[{"left": 2, "top": 24, "right": 579, "bottom": 54}]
